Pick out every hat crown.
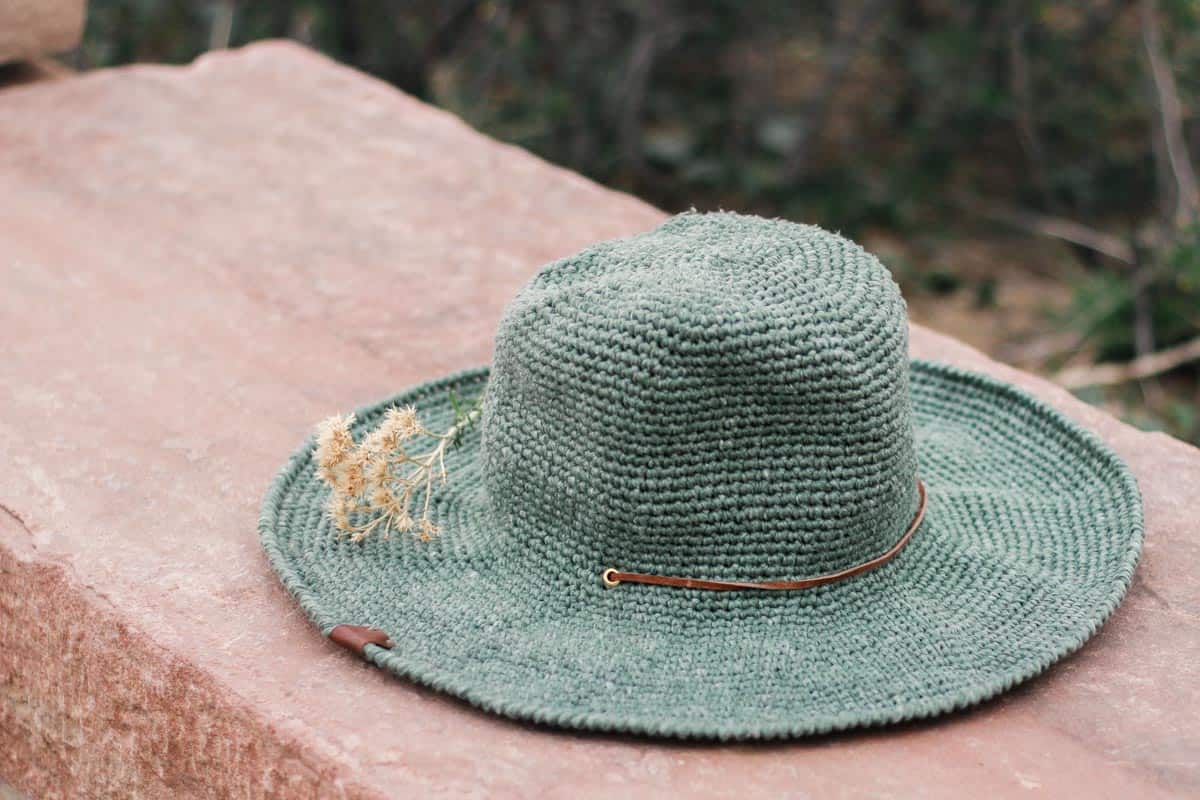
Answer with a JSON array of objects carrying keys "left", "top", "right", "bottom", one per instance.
[{"left": 481, "top": 213, "right": 919, "bottom": 582}]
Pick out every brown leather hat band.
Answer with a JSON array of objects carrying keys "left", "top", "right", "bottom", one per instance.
[{"left": 602, "top": 479, "right": 927, "bottom": 592}]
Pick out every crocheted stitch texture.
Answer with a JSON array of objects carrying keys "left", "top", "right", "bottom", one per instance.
[
  {"left": 260, "top": 213, "right": 1143, "bottom": 740},
  {"left": 484, "top": 213, "right": 921, "bottom": 584}
]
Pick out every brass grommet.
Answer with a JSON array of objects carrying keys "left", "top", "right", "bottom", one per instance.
[{"left": 602, "top": 568, "right": 621, "bottom": 588}]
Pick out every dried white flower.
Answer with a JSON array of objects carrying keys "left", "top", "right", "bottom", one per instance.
[{"left": 313, "top": 393, "right": 483, "bottom": 542}]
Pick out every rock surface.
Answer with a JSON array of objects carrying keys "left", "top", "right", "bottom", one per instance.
[
  {"left": 1, "top": 41, "right": 1197, "bottom": 799},
  {"left": 0, "top": 0, "right": 84, "bottom": 63}
]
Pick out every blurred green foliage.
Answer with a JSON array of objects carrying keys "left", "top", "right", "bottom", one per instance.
[
  {"left": 78, "top": 0, "right": 1200, "bottom": 441},
  {"left": 1065, "top": 227, "right": 1200, "bottom": 363}
]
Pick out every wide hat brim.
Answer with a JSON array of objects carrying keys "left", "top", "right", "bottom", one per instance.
[{"left": 260, "top": 359, "right": 1142, "bottom": 740}]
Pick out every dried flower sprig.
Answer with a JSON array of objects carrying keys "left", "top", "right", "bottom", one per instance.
[{"left": 314, "top": 391, "right": 484, "bottom": 542}]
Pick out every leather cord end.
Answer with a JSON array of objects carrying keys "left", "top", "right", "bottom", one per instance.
[{"left": 329, "top": 624, "right": 394, "bottom": 658}]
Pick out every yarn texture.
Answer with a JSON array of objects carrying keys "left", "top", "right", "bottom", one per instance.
[{"left": 260, "top": 213, "right": 1143, "bottom": 740}]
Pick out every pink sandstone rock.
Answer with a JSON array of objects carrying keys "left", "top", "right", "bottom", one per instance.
[
  {"left": 0, "top": 41, "right": 1197, "bottom": 799},
  {"left": 0, "top": 0, "right": 84, "bottom": 63}
]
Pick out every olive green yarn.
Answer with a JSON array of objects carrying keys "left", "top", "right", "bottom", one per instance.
[
  {"left": 260, "top": 213, "right": 1142, "bottom": 740},
  {"left": 483, "top": 212, "right": 920, "bottom": 585}
]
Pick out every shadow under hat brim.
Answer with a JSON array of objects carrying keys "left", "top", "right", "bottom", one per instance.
[{"left": 259, "top": 360, "right": 1143, "bottom": 740}]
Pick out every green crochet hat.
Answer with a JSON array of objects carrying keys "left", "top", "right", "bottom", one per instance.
[{"left": 260, "top": 212, "right": 1142, "bottom": 740}]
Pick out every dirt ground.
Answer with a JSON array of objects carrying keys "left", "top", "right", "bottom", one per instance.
[{"left": 861, "top": 229, "right": 1080, "bottom": 370}]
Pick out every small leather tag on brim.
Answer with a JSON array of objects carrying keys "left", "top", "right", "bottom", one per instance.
[{"left": 329, "top": 624, "right": 394, "bottom": 658}]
